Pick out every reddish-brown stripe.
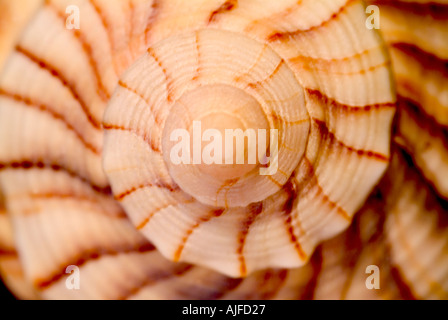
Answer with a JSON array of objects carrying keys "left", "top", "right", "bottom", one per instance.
[
  {"left": 0, "top": 161, "right": 111, "bottom": 195},
  {"left": 16, "top": 45, "right": 102, "bottom": 129},
  {"left": 46, "top": 0, "right": 111, "bottom": 101},
  {"left": 314, "top": 118, "right": 389, "bottom": 162},
  {"left": 236, "top": 202, "right": 263, "bottom": 276},
  {"left": 247, "top": 60, "right": 285, "bottom": 90},
  {"left": 208, "top": 0, "right": 238, "bottom": 24},
  {"left": 115, "top": 181, "right": 180, "bottom": 201},
  {"left": 303, "top": 158, "right": 351, "bottom": 221},
  {"left": 147, "top": 47, "right": 173, "bottom": 102},
  {"left": 306, "top": 87, "right": 396, "bottom": 113},
  {"left": 390, "top": 266, "right": 417, "bottom": 300},
  {"left": 233, "top": 269, "right": 288, "bottom": 300},
  {"left": 282, "top": 181, "right": 307, "bottom": 260},
  {"left": 270, "top": 112, "right": 308, "bottom": 127},
  {"left": 118, "top": 264, "right": 194, "bottom": 300},
  {"left": 0, "top": 89, "right": 100, "bottom": 154},
  {"left": 299, "top": 247, "right": 323, "bottom": 300},
  {"left": 103, "top": 123, "right": 161, "bottom": 152},
  {"left": 392, "top": 42, "right": 448, "bottom": 78},
  {"left": 0, "top": 248, "right": 17, "bottom": 257},
  {"left": 234, "top": 43, "right": 269, "bottom": 83},
  {"left": 136, "top": 200, "right": 192, "bottom": 230},
  {"left": 145, "top": 0, "right": 162, "bottom": 44},
  {"left": 259, "top": 269, "right": 289, "bottom": 299},
  {"left": 388, "top": 186, "right": 446, "bottom": 299},
  {"left": 173, "top": 208, "right": 226, "bottom": 262},
  {"left": 88, "top": 0, "right": 116, "bottom": 58},
  {"left": 216, "top": 178, "right": 240, "bottom": 208},
  {"left": 291, "top": 47, "right": 376, "bottom": 65},
  {"left": 339, "top": 214, "right": 365, "bottom": 300},
  {"left": 23, "top": 193, "right": 127, "bottom": 219},
  {"left": 117, "top": 80, "right": 163, "bottom": 125},
  {"left": 397, "top": 96, "right": 448, "bottom": 149},
  {"left": 192, "top": 31, "right": 202, "bottom": 81},
  {"left": 370, "top": 0, "right": 448, "bottom": 20},
  {"left": 267, "top": 0, "right": 356, "bottom": 42},
  {"left": 244, "top": 1, "right": 304, "bottom": 34},
  {"left": 267, "top": 175, "right": 283, "bottom": 188},
  {"left": 191, "top": 276, "right": 243, "bottom": 300},
  {"left": 306, "top": 61, "right": 389, "bottom": 75},
  {"left": 35, "top": 242, "right": 155, "bottom": 289}
]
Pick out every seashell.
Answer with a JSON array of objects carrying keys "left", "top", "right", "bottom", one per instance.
[{"left": 0, "top": 0, "right": 446, "bottom": 300}]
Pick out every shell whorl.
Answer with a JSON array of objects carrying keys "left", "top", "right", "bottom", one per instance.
[
  {"left": 0, "top": 0, "right": 446, "bottom": 300},
  {"left": 100, "top": 0, "right": 394, "bottom": 277}
]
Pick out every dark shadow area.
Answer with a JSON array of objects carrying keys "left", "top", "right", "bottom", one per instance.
[{"left": 0, "top": 278, "right": 16, "bottom": 300}]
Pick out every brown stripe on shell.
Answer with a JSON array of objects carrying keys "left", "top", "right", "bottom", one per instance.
[
  {"left": 243, "top": 1, "right": 305, "bottom": 34},
  {"left": 313, "top": 118, "right": 389, "bottom": 162},
  {"left": 233, "top": 43, "right": 269, "bottom": 83},
  {"left": 208, "top": 0, "right": 238, "bottom": 24},
  {"left": 117, "top": 80, "right": 163, "bottom": 125},
  {"left": 306, "top": 88, "right": 396, "bottom": 113},
  {"left": 87, "top": 0, "right": 115, "bottom": 52},
  {"left": 45, "top": 0, "right": 111, "bottom": 101},
  {"left": 232, "top": 269, "right": 289, "bottom": 300},
  {"left": 103, "top": 123, "right": 161, "bottom": 153},
  {"left": 236, "top": 202, "right": 263, "bottom": 277},
  {"left": 302, "top": 158, "right": 351, "bottom": 221},
  {"left": 173, "top": 209, "right": 226, "bottom": 262},
  {"left": 135, "top": 198, "right": 197, "bottom": 231},
  {"left": 118, "top": 264, "right": 194, "bottom": 300},
  {"left": 269, "top": 112, "right": 308, "bottom": 127},
  {"left": 290, "top": 53, "right": 390, "bottom": 75},
  {"left": 370, "top": 0, "right": 448, "bottom": 20},
  {"left": 0, "top": 89, "right": 101, "bottom": 154},
  {"left": 392, "top": 42, "right": 448, "bottom": 77},
  {"left": 19, "top": 192, "right": 127, "bottom": 219},
  {"left": 396, "top": 96, "right": 448, "bottom": 149},
  {"left": 114, "top": 181, "right": 180, "bottom": 201},
  {"left": 0, "top": 248, "right": 17, "bottom": 257},
  {"left": 163, "top": 271, "right": 243, "bottom": 300},
  {"left": 259, "top": 269, "right": 289, "bottom": 300},
  {"left": 0, "top": 161, "right": 111, "bottom": 195},
  {"left": 393, "top": 146, "right": 448, "bottom": 227},
  {"left": 282, "top": 181, "right": 307, "bottom": 260},
  {"left": 389, "top": 266, "right": 417, "bottom": 300},
  {"left": 216, "top": 178, "right": 240, "bottom": 208},
  {"left": 246, "top": 60, "right": 285, "bottom": 90},
  {"left": 136, "top": 204, "right": 172, "bottom": 230},
  {"left": 147, "top": 47, "right": 174, "bottom": 102},
  {"left": 128, "top": 0, "right": 134, "bottom": 41},
  {"left": 338, "top": 212, "right": 366, "bottom": 299},
  {"left": 299, "top": 247, "right": 322, "bottom": 300},
  {"left": 144, "top": 0, "right": 162, "bottom": 44},
  {"left": 15, "top": 45, "right": 102, "bottom": 129},
  {"left": 381, "top": 146, "right": 448, "bottom": 299},
  {"left": 267, "top": 0, "right": 357, "bottom": 42},
  {"left": 35, "top": 242, "right": 156, "bottom": 290},
  {"left": 192, "top": 31, "right": 202, "bottom": 81},
  {"left": 389, "top": 202, "right": 445, "bottom": 298}
]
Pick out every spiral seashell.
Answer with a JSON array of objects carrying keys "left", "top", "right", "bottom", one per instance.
[{"left": 0, "top": 0, "right": 447, "bottom": 300}]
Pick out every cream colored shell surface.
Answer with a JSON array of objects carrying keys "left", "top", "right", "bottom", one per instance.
[{"left": 0, "top": 0, "right": 446, "bottom": 300}]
